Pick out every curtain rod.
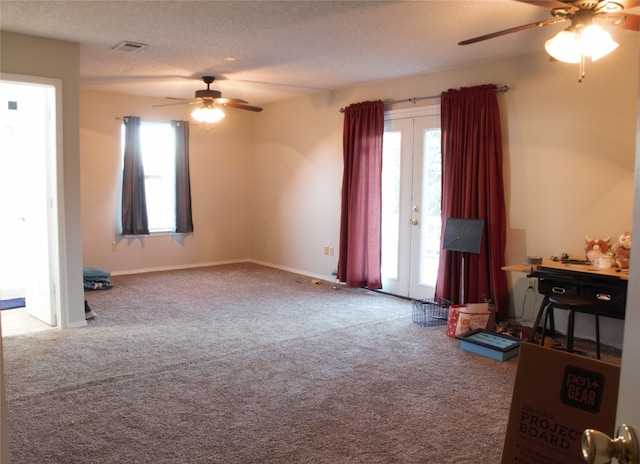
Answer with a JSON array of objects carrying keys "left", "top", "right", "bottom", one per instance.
[
  {"left": 114, "top": 117, "right": 194, "bottom": 125},
  {"left": 338, "top": 85, "right": 510, "bottom": 113}
]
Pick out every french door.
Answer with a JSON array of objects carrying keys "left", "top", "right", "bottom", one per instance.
[{"left": 381, "top": 107, "right": 441, "bottom": 299}]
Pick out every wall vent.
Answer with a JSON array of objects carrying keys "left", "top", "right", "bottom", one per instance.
[{"left": 112, "top": 41, "right": 147, "bottom": 53}]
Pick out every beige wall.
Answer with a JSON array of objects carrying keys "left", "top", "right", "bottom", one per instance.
[
  {"left": 79, "top": 34, "right": 638, "bottom": 345},
  {"left": 80, "top": 91, "right": 256, "bottom": 272}
]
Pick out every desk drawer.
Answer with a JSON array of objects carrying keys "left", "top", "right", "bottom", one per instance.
[
  {"left": 538, "top": 279, "right": 580, "bottom": 297},
  {"left": 582, "top": 286, "right": 627, "bottom": 313}
]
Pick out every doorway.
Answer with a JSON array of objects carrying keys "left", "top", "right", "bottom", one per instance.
[
  {"left": 0, "top": 76, "right": 61, "bottom": 330},
  {"left": 381, "top": 106, "right": 441, "bottom": 299}
]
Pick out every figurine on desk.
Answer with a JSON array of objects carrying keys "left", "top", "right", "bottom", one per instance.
[
  {"left": 611, "top": 231, "right": 632, "bottom": 269},
  {"left": 585, "top": 236, "right": 612, "bottom": 267}
]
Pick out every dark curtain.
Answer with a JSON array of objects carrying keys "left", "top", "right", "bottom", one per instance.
[
  {"left": 172, "top": 120, "right": 194, "bottom": 233},
  {"left": 435, "top": 85, "right": 508, "bottom": 318},
  {"left": 121, "top": 116, "right": 149, "bottom": 235},
  {"left": 337, "top": 100, "right": 384, "bottom": 290}
]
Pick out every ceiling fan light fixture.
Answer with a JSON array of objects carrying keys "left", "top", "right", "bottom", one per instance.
[
  {"left": 191, "top": 104, "right": 225, "bottom": 123},
  {"left": 581, "top": 25, "right": 618, "bottom": 61},
  {"left": 545, "top": 30, "right": 581, "bottom": 63},
  {"left": 544, "top": 25, "right": 618, "bottom": 64}
]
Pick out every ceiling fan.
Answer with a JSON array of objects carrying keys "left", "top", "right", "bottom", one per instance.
[
  {"left": 155, "top": 76, "right": 263, "bottom": 122},
  {"left": 459, "top": 1, "right": 640, "bottom": 80},
  {"left": 459, "top": 1, "right": 640, "bottom": 45}
]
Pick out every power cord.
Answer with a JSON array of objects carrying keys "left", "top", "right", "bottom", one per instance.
[{"left": 518, "top": 279, "right": 538, "bottom": 323}]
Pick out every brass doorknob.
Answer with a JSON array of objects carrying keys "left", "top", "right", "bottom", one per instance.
[
  {"left": 410, "top": 218, "right": 419, "bottom": 225},
  {"left": 582, "top": 424, "right": 639, "bottom": 464}
]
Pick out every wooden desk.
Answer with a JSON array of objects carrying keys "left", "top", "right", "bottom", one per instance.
[
  {"left": 503, "top": 259, "right": 628, "bottom": 355},
  {"left": 502, "top": 258, "right": 629, "bottom": 281},
  {"left": 503, "top": 259, "right": 628, "bottom": 320}
]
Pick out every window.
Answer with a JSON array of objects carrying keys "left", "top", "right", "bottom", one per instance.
[
  {"left": 122, "top": 122, "right": 176, "bottom": 233},
  {"left": 139, "top": 123, "right": 176, "bottom": 232}
]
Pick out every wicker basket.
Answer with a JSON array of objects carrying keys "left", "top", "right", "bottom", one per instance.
[{"left": 412, "top": 297, "right": 452, "bottom": 327}]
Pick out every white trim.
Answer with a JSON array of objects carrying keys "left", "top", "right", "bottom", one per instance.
[
  {"left": 109, "top": 259, "right": 248, "bottom": 276},
  {"left": 0, "top": 73, "right": 68, "bottom": 329},
  {"left": 385, "top": 104, "right": 440, "bottom": 120},
  {"left": 248, "top": 259, "right": 335, "bottom": 282},
  {"left": 108, "top": 259, "right": 336, "bottom": 283}
]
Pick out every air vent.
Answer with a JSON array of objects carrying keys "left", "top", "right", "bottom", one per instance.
[{"left": 112, "top": 41, "right": 147, "bottom": 53}]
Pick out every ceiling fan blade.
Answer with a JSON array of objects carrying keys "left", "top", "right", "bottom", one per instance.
[
  {"left": 515, "top": 0, "right": 640, "bottom": 14},
  {"left": 153, "top": 76, "right": 262, "bottom": 112},
  {"left": 458, "top": 18, "right": 566, "bottom": 45},
  {"left": 514, "top": 0, "right": 574, "bottom": 9},
  {"left": 216, "top": 97, "right": 249, "bottom": 105},
  {"left": 152, "top": 101, "right": 196, "bottom": 107},
  {"left": 152, "top": 96, "right": 203, "bottom": 107},
  {"left": 617, "top": 0, "right": 640, "bottom": 9},
  {"left": 606, "top": 12, "right": 640, "bottom": 30},
  {"left": 222, "top": 102, "right": 263, "bottom": 112}
]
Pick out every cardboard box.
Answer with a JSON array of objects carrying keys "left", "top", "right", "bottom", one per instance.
[{"left": 501, "top": 343, "right": 620, "bottom": 464}]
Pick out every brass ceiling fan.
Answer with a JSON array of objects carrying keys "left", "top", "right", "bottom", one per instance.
[
  {"left": 459, "top": 1, "right": 640, "bottom": 81},
  {"left": 155, "top": 76, "right": 263, "bottom": 123}
]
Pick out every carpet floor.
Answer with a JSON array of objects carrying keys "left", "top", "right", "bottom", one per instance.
[{"left": 2, "top": 263, "right": 606, "bottom": 463}]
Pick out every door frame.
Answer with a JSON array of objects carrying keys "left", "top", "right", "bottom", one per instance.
[
  {"left": 0, "top": 73, "right": 66, "bottom": 329},
  {"left": 614, "top": 33, "right": 640, "bottom": 430}
]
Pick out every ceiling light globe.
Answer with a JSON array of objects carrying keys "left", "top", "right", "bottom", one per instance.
[
  {"left": 545, "top": 30, "right": 581, "bottom": 63},
  {"left": 580, "top": 25, "right": 618, "bottom": 61},
  {"left": 191, "top": 106, "right": 225, "bottom": 123}
]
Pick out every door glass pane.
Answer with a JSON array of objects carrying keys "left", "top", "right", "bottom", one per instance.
[
  {"left": 381, "top": 130, "right": 401, "bottom": 280},
  {"left": 419, "top": 127, "right": 441, "bottom": 287}
]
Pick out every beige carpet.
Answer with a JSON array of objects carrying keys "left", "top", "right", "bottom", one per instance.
[{"left": 2, "top": 263, "right": 603, "bottom": 463}]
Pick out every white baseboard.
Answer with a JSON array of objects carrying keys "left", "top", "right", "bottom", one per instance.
[
  {"left": 109, "top": 259, "right": 248, "bottom": 276},
  {"left": 108, "top": 259, "right": 336, "bottom": 283},
  {"left": 246, "top": 259, "right": 336, "bottom": 283},
  {"left": 0, "top": 288, "right": 25, "bottom": 300}
]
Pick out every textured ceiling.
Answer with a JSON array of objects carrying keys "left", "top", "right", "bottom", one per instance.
[{"left": 1, "top": 1, "right": 639, "bottom": 106}]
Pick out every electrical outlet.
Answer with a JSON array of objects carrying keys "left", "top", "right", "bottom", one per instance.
[
  {"left": 111, "top": 242, "right": 118, "bottom": 252},
  {"left": 527, "top": 278, "right": 536, "bottom": 290}
]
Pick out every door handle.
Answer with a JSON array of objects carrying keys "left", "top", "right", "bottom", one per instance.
[
  {"left": 410, "top": 218, "right": 419, "bottom": 225},
  {"left": 582, "top": 424, "right": 639, "bottom": 464}
]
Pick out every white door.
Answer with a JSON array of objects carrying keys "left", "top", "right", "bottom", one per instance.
[
  {"left": 381, "top": 107, "right": 441, "bottom": 300},
  {"left": 0, "top": 80, "right": 58, "bottom": 326}
]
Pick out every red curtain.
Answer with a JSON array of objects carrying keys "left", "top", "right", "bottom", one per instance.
[
  {"left": 435, "top": 85, "right": 508, "bottom": 318},
  {"left": 337, "top": 100, "right": 384, "bottom": 290}
]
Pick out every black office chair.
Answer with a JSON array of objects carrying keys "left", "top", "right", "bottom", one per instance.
[{"left": 534, "top": 294, "right": 601, "bottom": 359}]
